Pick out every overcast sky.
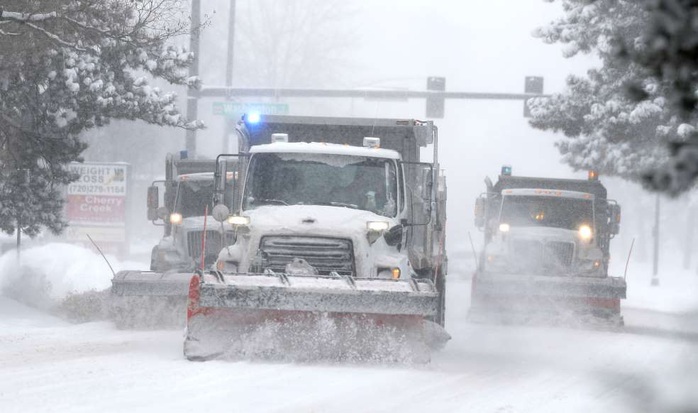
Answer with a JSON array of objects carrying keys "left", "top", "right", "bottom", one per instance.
[
  {"left": 188, "top": 1, "right": 603, "bottom": 248},
  {"left": 189, "top": 1, "right": 683, "bottom": 257}
]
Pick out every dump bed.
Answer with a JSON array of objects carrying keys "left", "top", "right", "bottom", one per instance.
[{"left": 238, "top": 115, "right": 435, "bottom": 164}]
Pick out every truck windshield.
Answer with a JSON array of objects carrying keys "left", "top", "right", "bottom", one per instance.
[
  {"left": 499, "top": 195, "right": 593, "bottom": 230},
  {"left": 174, "top": 179, "right": 214, "bottom": 218},
  {"left": 243, "top": 153, "right": 398, "bottom": 217}
]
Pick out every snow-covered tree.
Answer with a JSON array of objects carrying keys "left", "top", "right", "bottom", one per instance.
[
  {"left": 529, "top": 1, "right": 677, "bottom": 181},
  {"left": 619, "top": 0, "right": 698, "bottom": 195},
  {"left": 0, "top": 0, "right": 203, "bottom": 237}
]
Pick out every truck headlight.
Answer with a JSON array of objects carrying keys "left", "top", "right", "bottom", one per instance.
[
  {"left": 578, "top": 224, "right": 593, "bottom": 241},
  {"left": 367, "top": 221, "right": 390, "bottom": 244},
  {"left": 169, "top": 213, "right": 183, "bottom": 225},
  {"left": 228, "top": 215, "right": 250, "bottom": 226},
  {"left": 499, "top": 223, "right": 510, "bottom": 232},
  {"left": 367, "top": 221, "right": 390, "bottom": 231}
]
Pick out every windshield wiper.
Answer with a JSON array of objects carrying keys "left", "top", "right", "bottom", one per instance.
[
  {"left": 327, "top": 201, "right": 360, "bottom": 209},
  {"left": 255, "top": 198, "right": 288, "bottom": 206}
]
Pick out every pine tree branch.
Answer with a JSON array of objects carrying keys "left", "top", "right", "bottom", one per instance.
[
  {"left": 24, "top": 22, "right": 87, "bottom": 52},
  {"left": 0, "top": 11, "right": 58, "bottom": 22}
]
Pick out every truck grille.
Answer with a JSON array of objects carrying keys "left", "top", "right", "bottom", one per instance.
[
  {"left": 511, "top": 239, "right": 574, "bottom": 271},
  {"left": 187, "top": 230, "right": 235, "bottom": 266},
  {"left": 544, "top": 241, "right": 574, "bottom": 268},
  {"left": 259, "top": 236, "right": 354, "bottom": 276}
]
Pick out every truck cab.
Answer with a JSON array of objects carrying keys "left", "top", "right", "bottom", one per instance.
[
  {"left": 471, "top": 167, "right": 625, "bottom": 325},
  {"left": 483, "top": 188, "right": 605, "bottom": 276},
  {"left": 211, "top": 114, "right": 448, "bottom": 326},
  {"left": 217, "top": 138, "right": 410, "bottom": 279},
  {"left": 146, "top": 157, "right": 235, "bottom": 273},
  {"left": 475, "top": 168, "right": 620, "bottom": 277}
]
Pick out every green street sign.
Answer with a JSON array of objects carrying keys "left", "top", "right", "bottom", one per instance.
[{"left": 213, "top": 102, "right": 289, "bottom": 117}]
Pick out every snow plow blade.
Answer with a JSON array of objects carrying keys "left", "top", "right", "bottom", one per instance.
[
  {"left": 198, "top": 272, "right": 438, "bottom": 315},
  {"left": 111, "top": 270, "right": 193, "bottom": 297},
  {"left": 469, "top": 272, "right": 627, "bottom": 327},
  {"left": 109, "top": 270, "right": 193, "bottom": 329},
  {"left": 184, "top": 271, "right": 449, "bottom": 363}
]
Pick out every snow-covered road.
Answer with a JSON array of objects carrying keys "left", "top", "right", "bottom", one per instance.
[{"left": 1, "top": 245, "right": 698, "bottom": 413}]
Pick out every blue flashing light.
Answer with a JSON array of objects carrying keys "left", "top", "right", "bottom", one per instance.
[
  {"left": 246, "top": 112, "right": 261, "bottom": 124},
  {"left": 501, "top": 165, "right": 512, "bottom": 176}
]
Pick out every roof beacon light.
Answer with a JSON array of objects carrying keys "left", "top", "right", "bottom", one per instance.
[
  {"left": 271, "top": 133, "right": 289, "bottom": 143},
  {"left": 588, "top": 170, "right": 599, "bottom": 181},
  {"left": 246, "top": 112, "right": 261, "bottom": 124},
  {"left": 501, "top": 165, "right": 512, "bottom": 176},
  {"left": 363, "top": 137, "right": 380, "bottom": 148}
]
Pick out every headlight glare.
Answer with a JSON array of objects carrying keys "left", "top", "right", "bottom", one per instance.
[
  {"left": 367, "top": 221, "right": 390, "bottom": 232},
  {"left": 228, "top": 215, "right": 250, "bottom": 226},
  {"left": 579, "top": 224, "right": 593, "bottom": 240},
  {"left": 169, "top": 213, "right": 183, "bottom": 225}
]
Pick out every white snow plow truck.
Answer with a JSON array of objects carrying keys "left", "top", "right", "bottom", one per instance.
[
  {"left": 110, "top": 155, "right": 235, "bottom": 328},
  {"left": 470, "top": 167, "right": 626, "bottom": 326},
  {"left": 184, "top": 114, "right": 449, "bottom": 362}
]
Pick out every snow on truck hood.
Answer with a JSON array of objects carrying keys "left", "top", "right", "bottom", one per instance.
[
  {"left": 243, "top": 205, "right": 395, "bottom": 236},
  {"left": 250, "top": 142, "right": 401, "bottom": 160}
]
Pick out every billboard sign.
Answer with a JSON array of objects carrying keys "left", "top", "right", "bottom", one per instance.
[{"left": 65, "top": 162, "right": 130, "bottom": 255}]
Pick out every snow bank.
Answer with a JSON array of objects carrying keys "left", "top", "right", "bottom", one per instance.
[
  {"left": 618, "top": 258, "right": 698, "bottom": 314},
  {"left": 0, "top": 243, "right": 146, "bottom": 309}
]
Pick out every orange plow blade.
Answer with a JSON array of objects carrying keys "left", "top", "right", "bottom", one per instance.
[{"left": 183, "top": 272, "right": 449, "bottom": 363}]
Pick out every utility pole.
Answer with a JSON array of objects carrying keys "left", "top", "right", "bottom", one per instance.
[
  {"left": 651, "top": 193, "right": 660, "bottom": 286},
  {"left": 223, "top": 0, "right": 237, "bottom": 153},
  {"left": 185, "top": 0, "right": 201, "bottom": 157}
]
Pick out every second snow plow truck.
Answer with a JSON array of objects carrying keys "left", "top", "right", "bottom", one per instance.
[
  {"left": 470, "top": 167, "right": 626, "bottom": 326},
  {"left": 184, "top": 114, "right": 449, "bottom": 362},
  {"left": 110, "top": 155, "right": 235, "bottom": 328}
]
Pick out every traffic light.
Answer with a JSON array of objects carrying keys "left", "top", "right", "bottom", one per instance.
[
  {"left": 426, "top": 76, "right": 445, "bottom": 118},
  {"left": 524, "top": 76, "right": 544, "bottom": 118}
]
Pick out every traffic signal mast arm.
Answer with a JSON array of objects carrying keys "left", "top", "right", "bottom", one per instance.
[{"left": 197, "top": 87, "right": 547, "bottom": 102}]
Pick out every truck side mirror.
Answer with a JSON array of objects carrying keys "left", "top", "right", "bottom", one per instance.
[
  {"left": 609, "top": 204, "right": 621, "bottom": 235},
  {"left": 147, "top": 186, "right": 159, "bottom": 221},
  {"left": 212, "top": 204, "right": 230, "bottom": 223},
  {"left": 384, "top": 224, "right": 403, "bottom": 247},
  {"left": 214, "top": 160, "right": 228, "bottom": 204},
  {"left": 474, "top": 197, "right": 486, "bottom": 229}
]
